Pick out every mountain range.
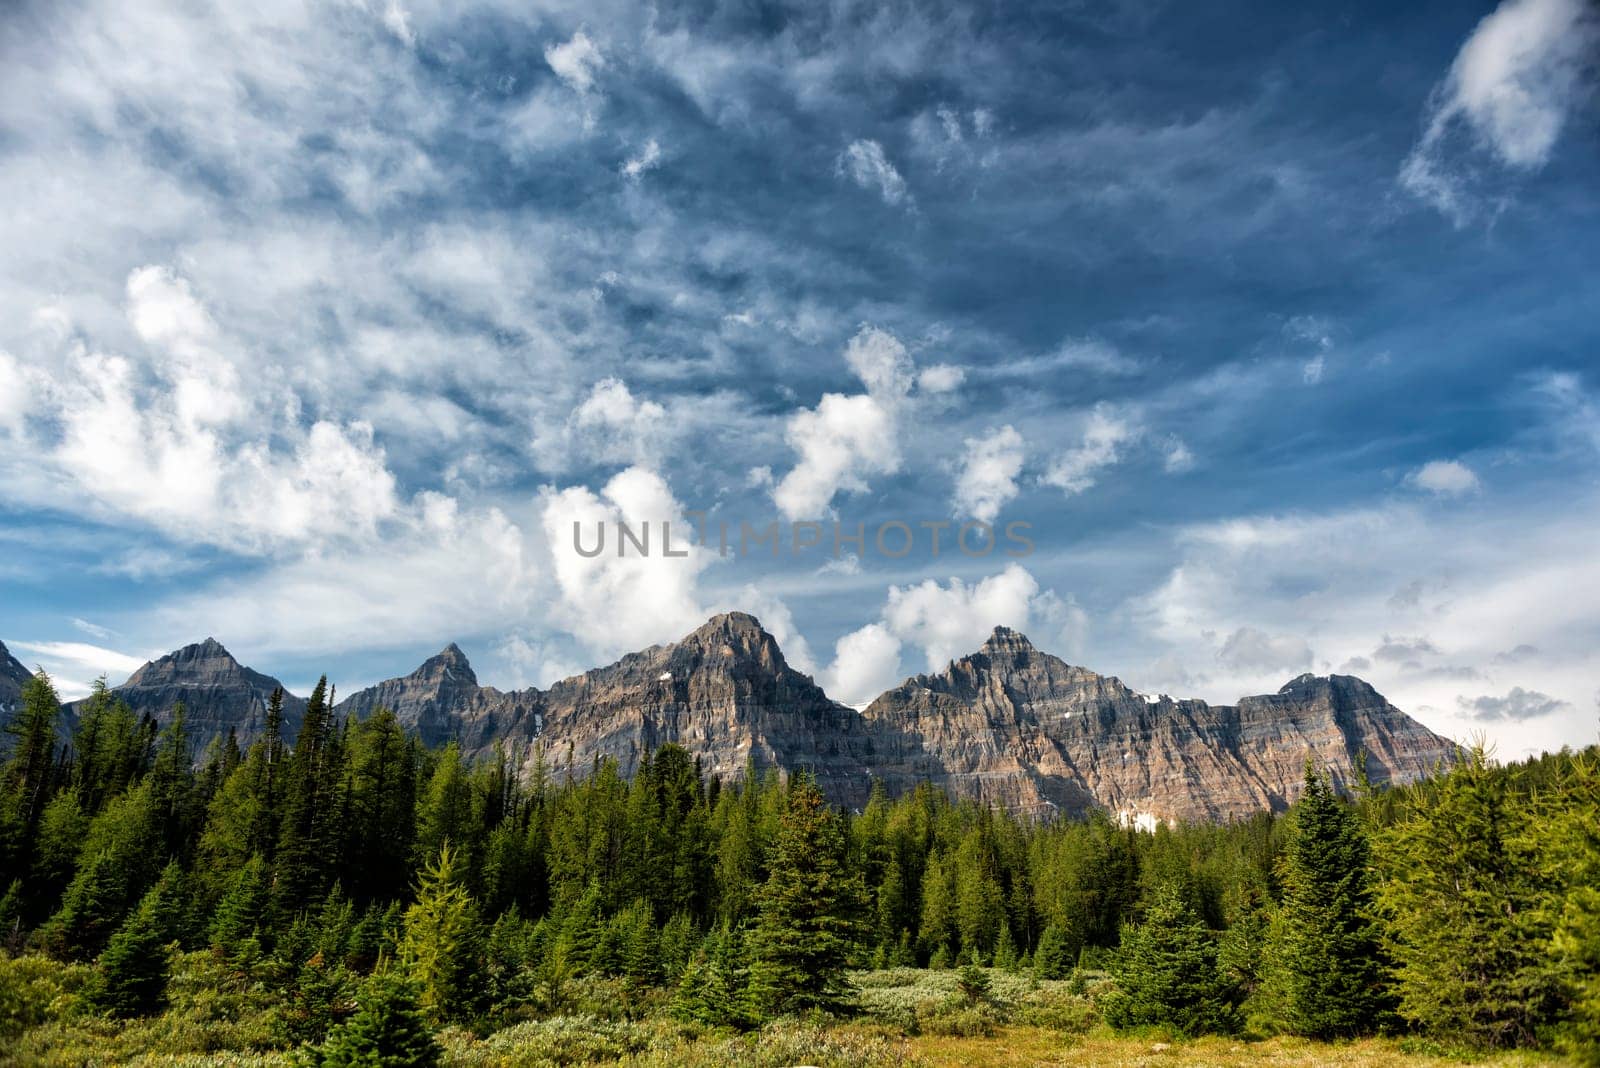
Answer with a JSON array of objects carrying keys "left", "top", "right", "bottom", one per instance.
[{"left": 19, "top": 613, "right": 1458, "bottom": 825}]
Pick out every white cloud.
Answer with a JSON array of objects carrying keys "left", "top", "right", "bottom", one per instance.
[
  {"left": 538, "top": 466, "right": 712, "bottom": 658},
  {"left": 916, "top": 363, "right": 965, "bottom": 393},
  {"left": 843, "top": 325, "right": 914, "bottom": 398},
  {"left": 6, "top": 640, "right": 151, "bottom": 698},
  {"left": 1163, "top": 437, "right": 1195, "bottom": 473},
  {"left": 71, "top": 618, "right": 114, "bottom": 641},
  {"left": 622, "top": 138, "right": 662, "bottom": 179},
  {"left": 1408, "top": 459, "right": 1482, "bottom": 496},
  {"left": 882, "top": 563, "right": 1045, "bottom": 672},
  {"left": 145, "top": 496, "right": 536, "bottom": 662},
  {"left": 1042, "top": 404, "right": 1137, "bottom": 496},
  {"left": 771, "top": 326, "right": 913, "bottom": 519},
  {"left": 816, "top": 563, "right": 1079, "bottom": 705},
  {"left": 566, "top": 377, "right": 668, "bottom": 469},
  {"left": 1127, "top": 497, "right": 1600, "bottom": 754},
  {"left": 22, "top": 268, "right": 404, "bottom": 554},
  {"left": 820, "top": 623, "right": 903, "bottom": 708},
  {"left": 953, "top": 425, "right": 1025, "bottom": 523},
  {"left": 545, "top": 30, "right": 605, "bottom": 94},
  {"left": 382, "top": 0, "right": 415, "bottom": 47},
  {"left": 0, "top": 351, "right": 30, "bottom": 435},
  {"left": 837, "top": 139, "right": 910, "bottom": 206},
  {"left": 1302, "top": 354, "right": 1326, "bottom": 385},
  {"left": 1401, "top": 0, "right": 1598, "bottom": 220}
]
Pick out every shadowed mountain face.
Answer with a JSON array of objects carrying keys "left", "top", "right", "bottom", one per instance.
[
  {"left": 0, "top": 639, "right": 34, "bottom": 715},
  {"left": 67, "top": 617, "right": 1460, "bottom": 823},
  {"left": 66, "top": 638, "right": 308, "bottom": 749},
  {"left": 335, "top": 643, "right": 541, "bottom": 748}
]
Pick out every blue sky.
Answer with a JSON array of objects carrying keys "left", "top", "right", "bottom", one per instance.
[{"left": 1, "top": 0, "right": 1596, "bottom": 757}]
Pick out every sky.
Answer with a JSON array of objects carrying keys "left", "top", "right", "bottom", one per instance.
[{"left": 1, "top": 0, "right": 1597, "bottom": 759}]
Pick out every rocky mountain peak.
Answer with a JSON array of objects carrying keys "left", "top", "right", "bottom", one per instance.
[
  {"left": 69, "top": 636, "right": 306, "bottom": 747},
  {"left": 416, "top": 642, "right": 478, "bottom": 687},
  {"left": 128, "top": 638, "right": 245, "bottom": 683},
  {"left": 669, "top": 612, "right": 789, "bottom": 673},
  {"left": 981, "top": 625, "right": 1035, "bottom": 652}
]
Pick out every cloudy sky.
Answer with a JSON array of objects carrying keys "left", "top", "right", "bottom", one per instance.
[{"left": 1, "top": 0, "right": 1596, "bottom": 758}]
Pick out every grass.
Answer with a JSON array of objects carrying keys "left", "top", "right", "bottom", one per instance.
[
  {"left": 909, "top": 1029, "right": 1572, "bottom": 1067},
  {"left": 0, "top": 958, "right": 1582, "bottom": 1067}
]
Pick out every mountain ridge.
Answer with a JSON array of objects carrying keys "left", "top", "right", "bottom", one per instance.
[{"left": 41, "top": 614, "right": 1459, "bottom": 823}]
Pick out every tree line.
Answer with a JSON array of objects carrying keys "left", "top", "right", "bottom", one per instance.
[{"left": 0, "top": 669, "right": 1596, "bottom": 1064}]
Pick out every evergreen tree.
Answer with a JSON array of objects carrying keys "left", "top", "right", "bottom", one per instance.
[
  {"left": 1375, "top": 746, "right": 1562, "bottom": 1048},
  {"left": 0, "top": 671, "right": 62, "bottom": 873},
  {"left": 1103, "top": 882, "right": 1237, "bottom": 1036},
  {"left": 314, "top": 972, "right": 440, "bottom": 1068},
  {"left": 400, "top": 842, "right": 484, "bottom": 1024},
  {"left": 749, "top": 779, "right": 866, "bottom": 1017},
  {"left": 1266, "top": 764, "right": 1388, "bottom": 1037},
  {"left": 211, "top": 853, "right": 271, "bottom": 956},
  {"left": 1033, "top": 923, "right": 1073, "bottom": 980},
  {"left": 93, "top": 871, "right": 181, "bottom": 1018},
  {"left": 275, "top": 679, "right": 342, "bottom": 914}
]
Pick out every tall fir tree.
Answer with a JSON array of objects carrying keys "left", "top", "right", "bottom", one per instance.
[
  {"left": 1103, "top": 882, "right": 1237, "bottom": 1036},
  {"left": 1266, "top": 763, "right": 1389, "bottom": 1037},
  {"left": 92, "top": 865, "right": 184, "bottom": 1018},
  {"left": 749, "top": 778, "right": 866, "bottom": 1017}
]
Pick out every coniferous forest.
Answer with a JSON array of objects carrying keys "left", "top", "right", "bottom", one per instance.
[{"left": 2, "top": 670, "right": 1597, "bottom": 1067}]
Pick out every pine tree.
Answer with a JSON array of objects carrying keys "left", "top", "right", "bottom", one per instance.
[
  {"left": 93, "top": 872, "right": 180, "bottom": 1018},
  {"left": 1375, "top": 746, "right": 1562, "bottom": 1048},
  {"left": 0, "top": 671, "right": 62, "bottom": 873},
  {"left": 1103, "top": 882, "right": 1237, "bottom": 1036},
  {"left": 674, "top": 924, "right": 756, "bottom": 1029},
  {"left": 315, "top": 971, "right": 440, "bottom": 1068},
  {"left": 748, "top": 779, "right": 866, "bottom": 1017},
  {"left": 400, "top": 842, "right": 484, "bottom": 1024},
  {"left": 275, "top": 678, "right": 340, "bottom": 914},
  {"left": 1540, "top": 752, "right": 1600, "bottom": 1063},
  {"left": 1266, "top": 764, "right": 1388, "bottom": 1037},
  {"left": 994, "top": 924, "right": 1020, "bottom": 972},
  {"left": 211, "top": 853, "right": 270, "bottom": 957},
  {"left": 1033, "top": 923, "right": 1073, "bottom": 980}
]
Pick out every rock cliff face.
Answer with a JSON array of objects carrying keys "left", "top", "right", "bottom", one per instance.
[
  {"left": 58, "top": 617, "right": 1460, "bottom": 823},
  {"left": 0, "top": 639, "right": 34, "bottom": 716},
  {"left": 335, "top": 643, "right": 538, "bottom": 749},
  {"left": 69, "top": 638, "right": 308, "bottom": 749},
  {"left": 513, "top": 613, "right": 884, "bottom": 804},
  {"left": 858, "top": 626, "right": 1457, "bottom": 823}
]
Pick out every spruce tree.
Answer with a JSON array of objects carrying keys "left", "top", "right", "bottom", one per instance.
[
  {"left": 1103, "top": 882, "right": 1236, "bottom": 1036},
  {"left": 748, "top": 778, "right": 866, "bottom": 1017},
  {"left": 315, "top": 971, "right": 440, "bottom": 1068},
  {"left": 1266, "top": 764, "right": 1388, "bottom": 1037},
  {"left": 93, "top": 872, "right": 180, "bottom": 1018},
  {"left": 211, "top": 853, "right": 270, "bottom": 957},
  {"left": 1, "top": 671, "right": 61, "bottom": 872},
  {"left": 1033, "top": 923, "right": 1073, "bottom": 980}
]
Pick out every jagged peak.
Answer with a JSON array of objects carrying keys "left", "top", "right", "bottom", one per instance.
[
  {"left": 981, "top": 625, "right": 1036, "bottom": 653},
  {"left": 416, "top": 642, "right": 478, "bottom": 685},
  {"left": 681, "top": 612, "right": 776, "bottom": 651},
  {"left": 168, "top": 637, "right": 238, "bottom": 663}
]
